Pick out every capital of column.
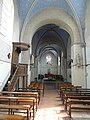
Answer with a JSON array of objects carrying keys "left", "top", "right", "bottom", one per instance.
[{"left": 72, "top": 42, "right": 86, "bottom": 48}]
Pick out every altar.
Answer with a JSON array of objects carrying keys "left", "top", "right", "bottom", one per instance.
[{"left": 43, "top": 78, "right": 62, "bottom": 90}]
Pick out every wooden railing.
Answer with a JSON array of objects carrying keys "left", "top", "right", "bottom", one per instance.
[
  {"left": 8, "top": 63, "right": 28, "bottom": 91},
  {"left": 8, "top": 65, "right": 19, "bottom": 91}
]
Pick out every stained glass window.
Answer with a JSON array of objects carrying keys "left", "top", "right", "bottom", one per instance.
[{"left": 46, "top": 55, "right": 52, "bottom": 65}]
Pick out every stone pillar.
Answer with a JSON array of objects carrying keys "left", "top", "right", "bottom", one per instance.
[
  {"left": 64, "top": 57, "right": 67, "bottom": 82},
  {"left": 67, "top": 36, "right": 71, "bottom": 83},
  {"left": 71, "top": 43, "right": 84, "bottom": 86},
  {"left": 61, "top": 56, "right": 67, "bottom": 81},
  {"left": 61, "top": 57, "right": 64, "bottom": 77},
  {"left": 86, "top": 42, "right": 90, "bottom": 88},
  {"left": 30, "top": 67, "right": 35, "bottom": 81},
  {"left": 58, "top": 56, "right": 60, "bottom": 75},
  {"left": 34, "top": 57, "right": 38, "bottom": 79},
  {"left": 85, "top": 0, "right": 90, "bottom": 88}
]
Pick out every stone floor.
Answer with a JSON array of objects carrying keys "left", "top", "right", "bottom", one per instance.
[{"left": 34, "top": 83, "right": 90, "bottom": 120}]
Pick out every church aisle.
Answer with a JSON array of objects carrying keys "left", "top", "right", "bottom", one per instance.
[{"left": 34, "top": 83, "right": 70, "bottom": 120}]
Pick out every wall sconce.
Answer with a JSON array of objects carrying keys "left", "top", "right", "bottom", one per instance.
[
  {"left": 68, "top": 59, "right": 73, "bottom": 68},
  {"left": 69, "top": 59, "right": 73, "bottom": 65},
  {"left": 7, "top": 53, "right": 11, "bottom": 59}
]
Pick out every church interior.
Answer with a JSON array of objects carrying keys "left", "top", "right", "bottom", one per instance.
[{"left": 0, "top": 0, "right": 90, "bottom": 120}]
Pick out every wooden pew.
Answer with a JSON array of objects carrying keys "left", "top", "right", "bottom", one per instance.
[
  {"left": 0, "top": 104, "right": 32, "bottom": 120},
  {"left": 68, "top": 98, "right": 90, "bottom": 118},
  {"left": 59, "top": 84, "right": 90, "bottom": 117},
  {"left": 62, "top": 90, "right": 90, "bottom": 105},
  {"left": 60, "top": 85, "right": 82, "bottom": 97},
  {"left": 64, "top": 95, "right": 90, "bottom": 111},
  {"left": 15, "top": 89, "right": 41, "bottom": 103},
  {"left": 60, "top": 86, "right": 82, "bottom": 102},
  {"left": 0, "top": 114, "right": 25, "bottom": 120},
  {"left": 0, "top": 96, "right": 35, "bottom": 120},
  {"left": 27, "top": 82, "right": 44, "bottom": 97},
  {"left": 1, "top": 91, "right": 39, "bottom": 111}
]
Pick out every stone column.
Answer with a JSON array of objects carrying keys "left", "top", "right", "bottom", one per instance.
[
  {"left": 61, "top": 56, "right": 67, "bottom": 81},
  {"left": 34, "top": 57, "right": 38, "bottom": 80},
  {"left": 71, "top": 43, "right": 84, "bottom": 86},
  {"left": 85, "top": 0, "right": 90, "bottom": 88},
  {"left": 57, "top": 56, "right": 60, "bottom": 75},
  {"left": 85, "top": 42, "right": 90, "bottom": 88}
]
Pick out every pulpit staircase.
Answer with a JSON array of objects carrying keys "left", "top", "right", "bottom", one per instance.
[
  {"left": 3, "top": 42, "right": 30, "bottom": 92},
  {"left": 3, "top": 63, "right": 28, "bottom": 91}
]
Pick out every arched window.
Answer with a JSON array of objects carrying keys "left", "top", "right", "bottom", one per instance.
[{"left": 46, "top": 54, "right": 52, "bottom": 65}]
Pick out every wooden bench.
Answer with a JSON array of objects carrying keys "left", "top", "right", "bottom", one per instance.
[
  {"left": 62, "top": 91, "right": 90, "bottom": 105},
  {"left": 60, "top": 87, "right": 90, "bottom": 103},
  {"left": 1, "top": 91, "right": 39, "bottom": 110},
  {"left": 0, "top": 114, "right": 25, "bottom": 120},
  {"left": 64, "top": 95, "right": 90, "bottom": 111},
  {"left": 27, "top": 82, "right": 44, "bottom": 96},
  {"left": 60, "top": 85, "right": 82, "bottom": 98},
  {"left": 0, "top": 96, "right": 35, "bottom": 120},
  {"left": 0, "top": 104, "right": 32, "bottom": 120},
  {"left": 68, "top": 98, "right": 90, "bottom": 118},
  {"left": 15, "top": 89, "right": 41, "bottom": 103}
]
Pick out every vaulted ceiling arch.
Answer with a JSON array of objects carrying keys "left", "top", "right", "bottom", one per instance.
[
  {"left": 21, "top": 8, "right": 80, "bottom": 47},
  {"left": 32, "top": 24, "right": 68, "bottom": 59},
  {"left": 16, "top": 0, "right": 86, "bottom": 45},
  {"left": 38, "top": 47, "right": 59, "bottom": 60}
]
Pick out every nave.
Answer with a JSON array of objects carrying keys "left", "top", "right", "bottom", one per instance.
[
  {"left": 0, "top": 82, "right": 90, "bottom": 120},
  {"left": 35, "top": 83, "right": 90, "bottom": 120}
]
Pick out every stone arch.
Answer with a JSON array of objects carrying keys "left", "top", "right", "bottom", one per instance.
[
  {"left": 20, "top": 8, "right": 81, "bottom": 46},
  {"left": 34, "top": 32, "right": 66, "bottom": 58},
  {"left": 20, "top": 7, "right": 85, "bottom": 86}
]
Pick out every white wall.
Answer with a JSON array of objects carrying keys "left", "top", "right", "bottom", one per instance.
[
  {"left": 0, "top": 40, "right": 11, "bottom": 90},
  {"left": 0, "top": 0, "right": 20, "bottom": 91},
  {"left": 85, "top": 0, "right": 90, "bottom": 88},
  {"left": 0, "top": 0, "right": 14, "bottom": 91}
]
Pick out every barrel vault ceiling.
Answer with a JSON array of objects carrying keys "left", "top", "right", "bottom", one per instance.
[{"left": 15, "top": 0, "right": 87, "bottom": 58}]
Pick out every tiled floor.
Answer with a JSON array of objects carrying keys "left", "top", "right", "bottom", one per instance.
[
  {"left": 35, "top": 83, "right": 70, "bottom": 120},
  {"left": 34, "top": 83, "right": 90, "bottom": 120}
]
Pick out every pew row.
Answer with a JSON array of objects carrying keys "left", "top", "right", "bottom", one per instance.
[
  {"left": 15, "top": 89, "right": 41, "bottom": 103},
  {"left": 1, "top": 91, "right": 39, "bottom": 111},
  {"left": 60, "top": 85, "right": 82, "bottom": 98},
  {"left": 0, "top": 104, "right": 32, "bottom": 120},
  {"left": 62, "top": 91, "right": 90, "bottom": 105},
  {"left": 68, "top": 98, "right": 90, "bottom": 118},
  {"left": 0, "top": 96, "right": 35, "bottom": 120},
  {"left": 0, "top": 114, "right": 25, "bottom": 120},
  {"left": 27, "top": 82, "right": 44, "bottom": 96},
  {"left": 64, "top": 95, "right": 90, "bottom": 110}
]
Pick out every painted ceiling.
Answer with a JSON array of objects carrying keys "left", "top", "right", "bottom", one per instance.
[
  {"left": 16, "top": 0, "right": 87, "bottom": 28},
  {"left": 16, "top": 0, "right": 87, "bottom": 57}
]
